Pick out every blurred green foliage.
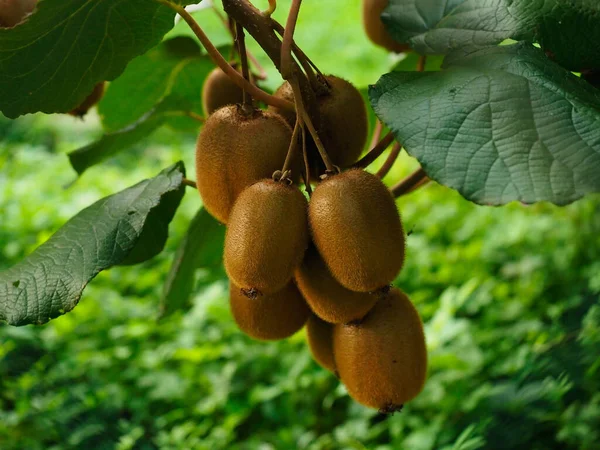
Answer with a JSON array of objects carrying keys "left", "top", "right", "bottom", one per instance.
[{"left": 1, "top": 1, "right": 600, "bottom": 448}]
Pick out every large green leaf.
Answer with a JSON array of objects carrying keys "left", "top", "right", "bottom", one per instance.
[
  {"left": 98, "top": 36, "right": 215, "bottom": 133},
  {"left": 0, "top": 0, "right": 195, "bottom": 118},
  {"left": 383, "top": 0, "right": 600, "bottom": 70},
  {"left": 0, "top": 162, "right": 186, "bottom": 326},
  {"left": 160, "top": 208, "right": 225, "bottom": 318},
  {"left": 370, "top": 43, "right": 600, "bottom": 205}
]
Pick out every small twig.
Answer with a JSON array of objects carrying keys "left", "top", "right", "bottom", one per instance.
[
  {"left": 235, "top": 22, "right": 252, "bottom": 107},
  {"left": 376, "top": 142, "right": 402, "bottom": 179},
  {"left": 301, "top": 126, "right": 312, "bottom": 195},
  {"left": 417, "top": 55, "right": 427, "bottom": 72},
  {"left": 264, "top": 0, "right": 277, "bottom": 16},
  {"left": 290, "top": 77, "right": 335, "bottom": 172},
  {"left": 282, "top": 117, "right": 302, "bottom": 174},
  {"left": 272, "top": 19, "right": 323, "bottom": 83},
  {"left": 352, "top": 131, "right": 395, "bottom": 169},
  {"left": 182, "top": 178, "right": 197, "bottom": 189},
  {"left": 406, "top": 175, "right": 431, "bottom": 194},
  {"left": 369, "top": 120, "right": 383, "bottom": 151},
  {"left": 390, "top": 168, "right": 429, "bottom": 197},
  {"left": 280, "top": 0, "right": 302, "bottom": 80},
  {"left": 212, "top": 5, "right": 268, "bottom": 80},
  {"left": 159, "top": 0, "right": 293, "bottom": 111}
]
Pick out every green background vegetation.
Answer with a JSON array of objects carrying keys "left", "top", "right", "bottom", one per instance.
[{"left": 1, "top": 1, "right": 600, "bottom": 448}]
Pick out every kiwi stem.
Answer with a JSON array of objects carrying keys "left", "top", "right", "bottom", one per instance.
[
  {"left": 282, "top": 117, "right": 302, "bottom": 175},
  {"left": 182, "top": 178, "right": 197, "bottom": 189},
  {"left": 222, "top": 0, "right": 320, "bottom": 124},
  {"left": 235, "top": 22, "right": 252, "bottom": 107},
  {"left": 301, "top": 126, "right": 313, "bottom": 195},
  {"left": 212, "top": 6, "right": 268, "bottom": 80},
  {"left": 272, "top": 19, "right": 320, "bottom": 90},
  {"left": 264, "top": 0, "right": 277, "bottom": 16},
  {"left": 369, "top": 120, "right": 383, "bottom": 151},
  {"left": 280, "top": 0, "right": 303, "bottom": 81},
  {"left": 417, "top": 55, "right": 427, "bottom": 72},
  {"left": 390, "top": 168, "right": 429, "bottom": 197},
  {"left": 351, "top": 131, "right": 395, "bottom": 169},
  {"left": 272, "top": 19, "right": 325, "bottom": 78},
  {"left": 160, "top": 1, "right": 294, "bottom": 111},
  {"left": 376, "top": 142, "right": 402, "bottom": 179},
  {"left": 290, "top": 77, "right": 335, "bottom": 172}
]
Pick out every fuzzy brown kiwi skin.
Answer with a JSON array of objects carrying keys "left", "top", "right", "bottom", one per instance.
[
  {"left": 333, "top": 288, "right": 427, "bottom": 410},
  {"left": 230, "top": 280, "right": 310, "bottom": 341},
  {"left": 362, "top": 0, "right": 412, "bottom": 53},
  {"left": 202, "top": 66, "right": 246, "bottom": 115},
  {"left": 224, "top": 179, "right": 309, "bottom": 296},
  {"left": 195, "top": 105, "right": 293, "bottom": 224},
  {"left": 309, "top": 169, "right": 405, "bottom": 292},
  {"left": 68, "top": 82, "right": 106, "bottom": 118},
  {"left": 295, "top": 246, "right": 379, "bottom": 324},
  {"left": 269, "top": 75, "right": 368, "bottom": 171},
  {"left": 306, "top": 314, "right": 337, "bottom": 374}
]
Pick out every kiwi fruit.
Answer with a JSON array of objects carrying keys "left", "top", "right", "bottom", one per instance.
[
  {"left": 295, "top": 246, "right": 378, "bottom": 324},
  {"left": 68, "top": 82, "right": 106, "bottom": 117},
  {"left": 195, "top": 105, "right": 293, "bottom": 224},
  {"left": 269, "top": 75, "right": 368, "bottom": 170},
  {"left": 362, "top": 0, "right": 412, "bottom": 53},
  {"left": 202, "top": 66, "right": 246, "bottom": 115},
  {"left": 309, "top": 169, "right": 404, "bottom": 292},
  {"left": 333, "top": 288, "right": 427, "bottom": 411},
  {"left": 306, "top": 314, "right": 336, "bottom": 373},
  {"left": 0, "top": 0, "right": 36, "bottom": 27},
  {"left": 224, "top": 179, "right": 309, "bottom": 296},
  {"left": 230, "top": 280, "right": 310, "bottom": 341}
]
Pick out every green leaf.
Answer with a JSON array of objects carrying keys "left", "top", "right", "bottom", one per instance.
[
  {"left": 98, "top": 37, "right": 214, "bottom": 132},
  {"left": 68, "top": 107, "right": 169, "bottom": 176},
  {"left": 160, "top": 208, "right": 225, "bottom": 319},
  {"left": 383, "top": 0, "right": 600, "bottom": 70},
  {"left": 0, "top": 162, "right": 186, "bottom": 326},
  {"left": 370, "top": 43, "right": 600, "bottom": 206},
  {"left": 0, "top": 0, "right": 192, "bottom": 118}
]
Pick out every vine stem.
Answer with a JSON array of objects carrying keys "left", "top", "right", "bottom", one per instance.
[
  {"left": 271, "top": 19, "right": 320, "bottom": 89},
  {"left": 390, "top": 168, "right": 429, "bottom": 197},
  {"left": 211, "top": 5, "right": 268, "bottom": 80},
  {"left": 222, "top": 0, "right": 319, "bottom": 123},
  {"left": 376, "top": 142, "right": 402, "bottom": 179},
  {"left": 352, "top": 131, "right": 395, "bottom": 169},
  {"left": 158, "top": 0, "right": 293, "bottom": 111},
  {"left": 301, "top": 126, "right": 312, "bottom": 195},
  {"left": 182, "top": 178, "right": 197, "bottom": 189},
  {"left": 282, "top": 116, "right": 302, "bottom": 174},
  {"left": 264, "top": 0, "right": 277, "bottom": 16},
  {"left": 280, "top": 0, "right": 302, "bottom": 80},
  {"left": 369, "top": 120, "right": 383, "bottom": 151},
  {"left": 235, "top": 22, "right": 252, "bottom": 107},
  {"left": 290, "top": 77, "right": 335, "bottom": 172}
]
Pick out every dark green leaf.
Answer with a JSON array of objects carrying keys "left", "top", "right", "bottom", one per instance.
[
  {"left": 383, "top": 0, "right": 600, "bottom": 70},
  {"left": 370, "top": 43, "right": 600, "bottom": 205},
  {"left": 98, "top": 37, "right": 214, "bottom": 132},
  {"left": 0, "top": 162, "right": 186, "bottom": 326},
  {"left": 0, "top": 0, "right": 194, "bottom": 118},
  {"left": 160, "top": 208, "right": 225, "bottom": 318}
]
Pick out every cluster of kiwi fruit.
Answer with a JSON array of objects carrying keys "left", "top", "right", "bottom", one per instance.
[{"left": 195, "top": 60, "right": 426, "bottom": 412}]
